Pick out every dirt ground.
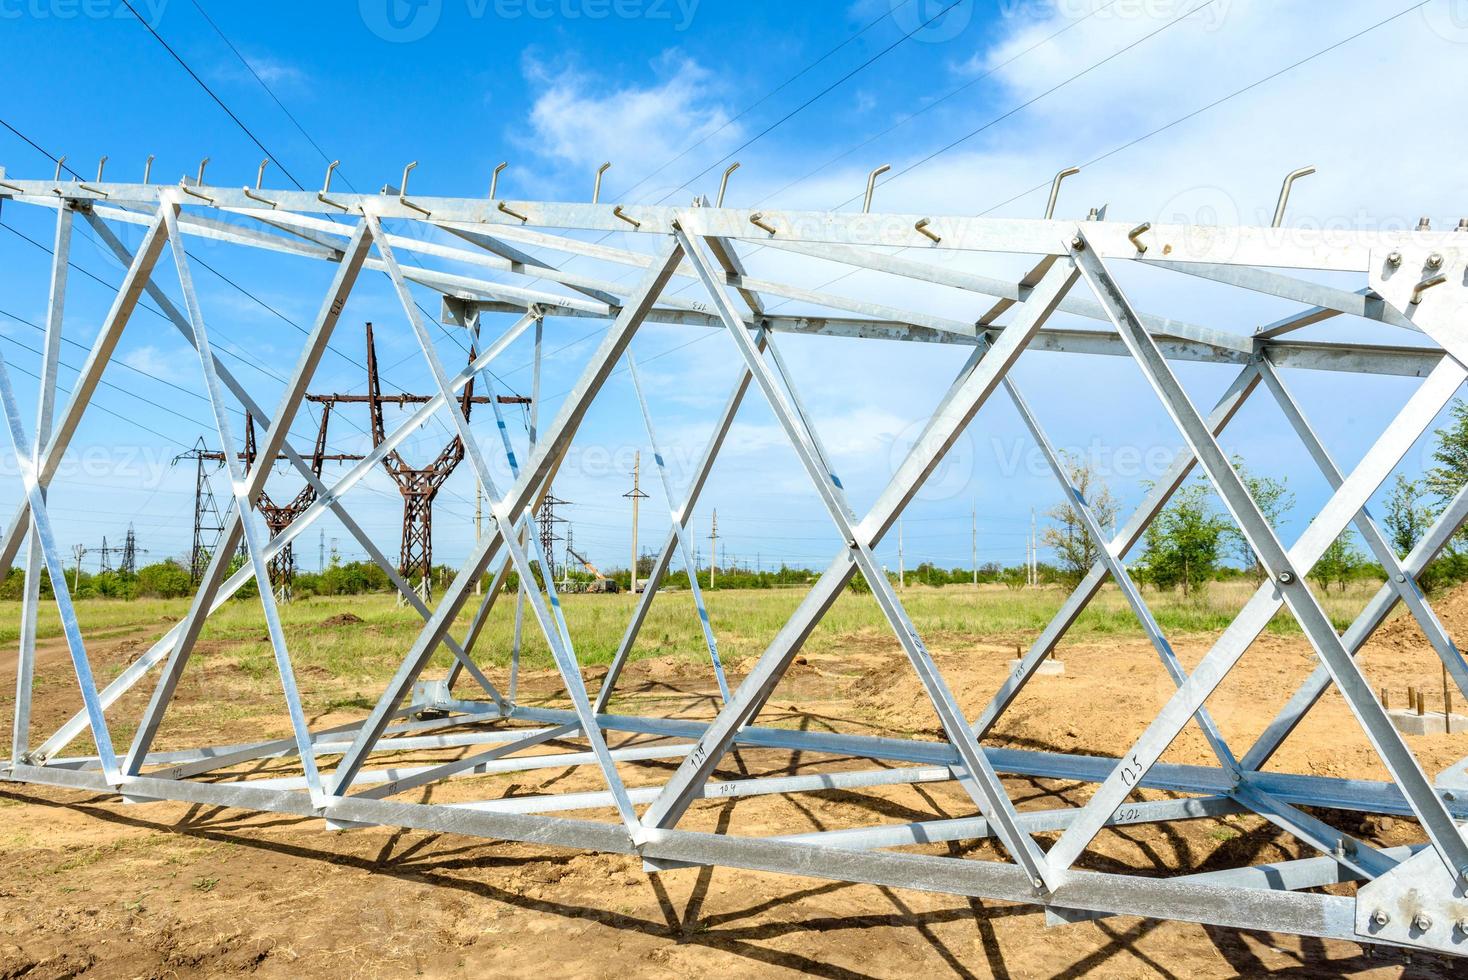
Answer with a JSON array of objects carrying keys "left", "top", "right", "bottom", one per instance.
[{"left": 3, "top": 587, "right": 1468, "bottom": 978}]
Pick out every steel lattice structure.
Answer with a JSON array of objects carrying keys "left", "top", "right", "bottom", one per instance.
[{"left": 2, "top": 162, "right": 1468, "bottom": 957}]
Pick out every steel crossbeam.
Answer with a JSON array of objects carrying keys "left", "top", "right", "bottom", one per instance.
[{"left": 4, "top": 171, "right": 1468, "bottom": 956}]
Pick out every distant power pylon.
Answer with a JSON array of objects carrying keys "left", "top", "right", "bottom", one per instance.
[
  {"left": 310, "top": 322, "right": 528, "bottom": 601},
  {"left": 537, "top": 493, "right": 570, "bottom": 584},
  {"left": 173, "top": 438, "right": 226, "bottom": 583},
  {"left": 199, "top": 404, "right": 362, "bottom": 598},
  {"left": 119, "top": 524, "right": 144, "bottom": 575}
]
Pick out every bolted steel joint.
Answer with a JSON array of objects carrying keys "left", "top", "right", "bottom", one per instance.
[
  {"left": 1413, "top": 911, "right": 1433, "bottom": 932},
  {"left": 1277, "top": 570, "right": 1295, "bottom": 585},
  {"left": 1426, "top": 252, "right": 1444, "bottom": 271},
  {"left": 1387, "top": 250, "right": 1403, "bottom": 268},
  {"left": 1371, "top": 909, "right": 1390, "bottom": 927},
  {"left": 1070, "top": 236, "right": 1085, "bottom": 251}
]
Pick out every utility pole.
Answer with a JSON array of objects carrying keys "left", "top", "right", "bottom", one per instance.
[
  {"left": 71, "top": 544, "right": 85, "bottom": 591},
  {"left": 1029, "top": 506, "right": 1038, "bottom": 587},
  {"left": 318, "top": 528, "right": 325, "bottom": 572},
  {"left": 474, "top": 479, "right": 483, "bottom": 596},
  {"left": 898, "top": 517, "right": 905, "bottom": 588},
  {"left": 708, "top": 508, "right": 718, "bottom": 589},
  {"left": 99, "top": 536, "right": 110, "bottom": 574},
  {"left": 623, "top": 450, "right": 648, "bottom": 593}
]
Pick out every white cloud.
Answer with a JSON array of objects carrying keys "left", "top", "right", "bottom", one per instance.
[
  {"left": 119, "top": 344, "right": 196, "bottom": 386},
  {"left": 520, "top": 52, "right": 739, "bottom": 197}
]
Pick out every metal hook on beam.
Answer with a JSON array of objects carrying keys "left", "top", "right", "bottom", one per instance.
[
  {"left": 53, "top": 155, "right": 67, "bottom": 183},
  {"left": 143, "top": 154, "right": 154, "bottom": 184},
  {"left": 1271, "top": 165, "right": 1315, "bottom": 228},
  {"left": 497, "top": 200, "right": 529, "bottom": 223},
  {"left": 914, "top": 218, "right": 941, "bottom": 243},
  {"left": 317, "top": 159, "right": 347, "bottom": 210},
  {"left": 243, "top": 159, "right": 278, "bottom": 207},
  {"left": 489, "top": 161, "right": 507, "bottom": 199},
  {"left": 592, "top": 161, "right": 611, "bottom": 204},
  {"left": 717, "top": 162, "right": 740, "bottom": 207},
  {"left": 179, "top": 156, "right": 214, "bottom": 202},
  {"left": 1045, "top": 166, "right": 1080, "bottom": 220},
  {"left": 398, "top": 161, "right": 431, "bottom": 216},
  {"left": 1411, "top": 274, "right": 1447, "bottom": 305},
  {"left": 612, "top": 205, "right": 641, "bottom": 229},
  {"left": 862, "top": 164, "right": 891, "bottom": 214},
  {"left": 749, "top": 211, "right": 777, "bottom": 235},
  {"left": 1128, "top": 221, "right": 1151, "bottom": 254},
  {"left": 79, "top": 155, "right": 109, "bottom": 197}
]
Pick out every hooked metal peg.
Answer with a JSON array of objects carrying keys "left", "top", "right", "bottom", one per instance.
[
  {"left": 1128, "top": 221, "right": 1151, "bottom": 254},
  {"left": 749, "top": 211, "right": 777, "bottom": 235},
  {"left": 317, "top": 160, "right": 347, "bottom": 210},
  {"left": 1411, "top": 274, "right": 1447, "bottom": 305},
  {"left": 717, "top": 162, "right": 740, "bottom": 207},
  {"left": 178, "top": 156, "right": 214, "bottom": 202},
  {"left": 592, "top": 161, "right": 611, "bottom": 204},
  {"left": 1045, "top": 166, "right": 1079, "bottom": 220},
  {"left": 143, "top": 154, "right": 154, "bottom": 184},
  {"left": 79, "top": 154, "right": 109, "bottom": 197},
  {"left": 53, "top": 155, "right": 67, "bottom": 182},
  {"left": 489, "top": 161, "right": 507, "bottom": 199},
  {"left": 1271, "top": 165, "right": 1315, "bottom": 228},
  {"left": 398, "top": 161, "right": 431, "bottom": 216},
  {"left": 243, "top": 159, "right": 278, "bottom": 207},
  {"left": 612, "top": 205, "right": 641, "bottom": 229},
  {"left": 914, "top": 218, "right": 941, "bottom": 243},
  {"left": 497, "top": 200, "right": 529, "bottom": 223},
  {"left": 862, "top": 163, "right": 891, "bottom": 214}
]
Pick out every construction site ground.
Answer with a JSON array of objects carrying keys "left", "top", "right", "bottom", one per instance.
[{"left": 1, "top": 580, "right": 1465, "bottom": 979}]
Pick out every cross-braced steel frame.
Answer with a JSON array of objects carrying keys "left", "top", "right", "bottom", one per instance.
[{"left": 2, "top": 165, "right": 1468, "bottom": 956}]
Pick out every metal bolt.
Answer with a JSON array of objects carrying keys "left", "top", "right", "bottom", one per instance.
[
  {"left": 1427, "top": 252, "right": 1444, "bottom": 271},
  {"left": 1278, "top": 570, "right": 1295, "bottom": 584},
  {"left": 1457, "top": 218, "right": 1468, "bottom": 232},
  {"left": 1414, "top": 912, "right": 1433, "bottom": 931},
  {"left": 1418, "top": 217, "right": 1432, "bottom": 231},
  {"left": 1387, "top": 250, "right": 1403, "bottom": 268},
  {"left": 1070, "top": 236, "right": 1084, "bottom": 251},
  {"left": 1372, "top": 909, "right": 1390, "bottom": 927},
  {"left": 1396, "top": 573, "right": 1407, "bottom": 583},
  {"left": 1457, "top": 918, "right": 1468, "bottom": 934}
]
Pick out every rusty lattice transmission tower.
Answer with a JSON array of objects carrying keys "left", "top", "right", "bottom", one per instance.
[
  {"left": 310, "top": 322, "right": 528, "bottom": 599},
  {"left": 201, "top": 404, "right": 362, "bottom": 595}
]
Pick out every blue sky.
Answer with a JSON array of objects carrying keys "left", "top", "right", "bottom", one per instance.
[{"left": 1, "top": 0, "right": 1465, "bottom": 579}]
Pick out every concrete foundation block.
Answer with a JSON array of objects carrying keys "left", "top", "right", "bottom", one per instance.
[{"left": 1388, "top": 709, "right": 1468, "bottom": 735}]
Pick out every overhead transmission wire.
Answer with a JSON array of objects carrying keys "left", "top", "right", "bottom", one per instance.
[
  {"left": 760, "top": 0, "right": 1427, "bottom": 315},
  {"left": 133, "top": 0, "right": 535, "bottom": 497},
  {"left": 610, "top": 0, "right": 927, "bottom": 203}
]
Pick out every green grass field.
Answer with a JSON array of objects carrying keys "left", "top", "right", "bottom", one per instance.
[{"left": 0, "top": 577, "right": 1390, "bottom": 682}]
